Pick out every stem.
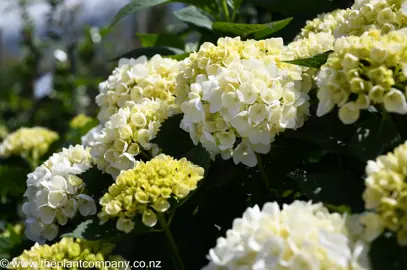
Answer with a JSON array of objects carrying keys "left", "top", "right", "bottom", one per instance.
[
  {"left": 140, "top": 150, "right": 152, "bottom": 161},
  {"left": 23, "top": 152, "right": 39, "bottom": 171},
  {"left": 221, "top": 0, "right": 230, "bottom": 21},
  {"left": 157, "top": 213, "right": 185, "bottom": 270},
  {"left": 232, "top": 9, "right": 237, "bottom": 21},
  {"left": 256, "top": 153, "right": 270, "bottom": 191}
]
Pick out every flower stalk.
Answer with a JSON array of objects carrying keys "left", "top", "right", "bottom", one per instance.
[{"left": 157, "top": 213, "right": 186, "bottom": 270}]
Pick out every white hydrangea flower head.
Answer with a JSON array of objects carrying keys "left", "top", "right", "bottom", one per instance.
[
  {"left": 176, "top": 37, "right": 312, "bottom": 167},
  {"left": 316, "top": 28, "right": 407, "bottom": 124},
  {"left": 96, "top": 55, "right": 180, "bottom": 123},
  {"left": 295, "top": 9, "right": 350, "bottom": 40},
  {"left": 361, "top": 141, "right": 407, "bottom": 246},
  {"left": 81, "top": 125, "right": 104, "bottom": 147},
  {"left": 22, "top": 145, "right": 96, "bottom": 243},
  {"left": 202, "top": 201, "right": 372, "bottom": 270},
  {"left": 335, "top": 0, "right": 407, "bottom": 38},
  {"left": 90, "top": 99, "right": 169, "bottom": 178}
]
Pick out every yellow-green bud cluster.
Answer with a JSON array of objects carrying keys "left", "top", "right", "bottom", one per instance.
[
  {"left": 0, "top": 127, "right": 59, "bottom": 159},
  {"left": 176, "top": 37, "right": 311, "bottom": 167},
  {"left": 96, "top": 55, "right": 180, "bottom": 124},
  {"left": 316, "top": 28, "right": 407, "bottom": 124},
  {"left": 9, "top": 238, "right": 125, "bottom": 270},
  {"left": 335, "top": 0, "right": 407, "bottom": 38},
  {"left": 362, "top": 141, "right": 407, "bottom": 246},
  {"left": 295, "top": 9, "right": 349, "bottom": 40},
  {"left": 99, "top": 154, "right": 204, "bottom": 232},
  {"left": 70, "top": 114, "right": 94, "bottom": 129}
]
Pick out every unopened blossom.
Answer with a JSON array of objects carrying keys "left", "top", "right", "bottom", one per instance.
[
  {"left": 98, "top": 154, "right": 204, "bottom": 233},
  {"left": 203, "top": 201, "right": 371, "bottom": 270},
  {"left": 335, "top": 0, "right": 407, "bottom": 38},
  {"left": 96, "top": 55, "right": 180, "bottom": 123},
  {"left": 9, "top": 238, "right": 127, "bottom": 270},
  {"left": 22, "top": 145, "right": 96, "bottom": 243},
  {"left": 0, "top": 127, "right": 58, "bottom": 160},
  {"left": 176, "top": 37, "right": 311, "bottom": 167},
  {"left": 362, "top": 141, "right": 407, "bottom": 245},
  {"left": 316, "top": 28, "right": 407, "bottom": 124}
]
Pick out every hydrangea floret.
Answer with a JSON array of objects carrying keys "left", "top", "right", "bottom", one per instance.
[
  {"left": 202, "top": 201, "right": 371, "bottom": 270},
  {"left": 8, "top": 238, "right": 127, "bottom": 270},
  {"left": 0, "top": 127, "right": 59, "bottom": 160},
  {"left": 176, "top": 37, "right": 311, "bottom": 167},
  {"left": 22, "top": 145, "right": 96, "bottom": 243},
  {"left": 316, "top": 28, "right": 407, "bottom": 124},
  {"left": 96, "top": 55, "right": 180, "bottom": 124},
  {"left": 98, "top": 154, "right": 204, "bottom": 233},
  {"left": 90, "top": 99, "right": 167, "bottom": 178},
  {"left": 335, "top": 0, "right": 407, "bottom": 38},
  {"left": 362, "top": 141, "right": 407, "bottom": 246},
  {"left": 295, "top": 9, "right": 349, "bottom": 40},
  {"left": 81, "top": 125, "right": 104, "bottom": 148}
]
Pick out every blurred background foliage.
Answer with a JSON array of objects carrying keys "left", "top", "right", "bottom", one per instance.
[{"left": 8, "top": 0, "right": 405, "bottom": 269}]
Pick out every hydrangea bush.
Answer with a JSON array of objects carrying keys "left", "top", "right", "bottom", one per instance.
[{"left": 3, "top": 0, "right": 407, "bottom": 269}]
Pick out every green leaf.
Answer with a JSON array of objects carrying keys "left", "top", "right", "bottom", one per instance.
[
  {"left": 110, "top": 46, "right": 184, "bottom": 61},
  {"left": 323, "top": 203, "right": 352, "bottom": 214},
  {"left": 152, "top": 115, "right": 194, "bottom": 158},
  {"left": 284, "top": 51, "right": 332, "bottom": 69},
  {"left": 350, "top": 114, "right": 401, "bottom": 162},
  {"left": 288, "top": 169, "right": 364, "bottom": 209},
  {"left": 81, "top": 167, "right": 114, "bottom": 199},
  {"left": 284, "top": 106, "right": 355, "bottom": 154},
  {"left": 136, "top": 33, "right": 185, "bottom": 49},
  {"left": 212, "top": 18, "right": 292, "bottom": 39},
  {"left": 203, "top": 158, "right": 241, "bottom": 190},
  {"left": 0, "top": 165, "right": 29, "bottom": 197},
  {"left": 60, "top": 219, "right": 122, "bottom": 240},
  {"left": 110, "top": 0, "right": 169, "bottom": 28},
  {"left": 370, "top": 234, "right": 407, "bottom": 269},
  {"left": 252, "top": 18, "right": 293, "bottom": 39},
  {"left": 227, "top": 0, "right": 244, "bottom": 11},
  {"left": 184, "top": 145, "right": 211, "bottom": 177},
  {"left": 177, "top": 0, "right": 220, "bottom": 15},
  {"left": 60, "top": 219, "right": 94, "bottom": 239},
  {"left": 167, "top": 53, "right": 190, "bottom": 60},
  {"left": 61, "top": 218, "right": 152, "bottom": 241},
  {"left": 174, "top": 6, "right": 214, "bottom": 30},
  {"left": 251, "top": 0, "right": 344, "bottom": 14}
]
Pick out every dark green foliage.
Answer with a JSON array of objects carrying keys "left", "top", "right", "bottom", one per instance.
[
  {"left": 212, "top": 18, "right": 293, "bottom": 39},
  {"left": 284, "top": 51, "right": 333, "bottom": 68}
]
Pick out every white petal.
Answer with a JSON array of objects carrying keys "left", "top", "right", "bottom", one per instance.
[{"left": 38, "top": 206, "right": 56, "bottom": 225}]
